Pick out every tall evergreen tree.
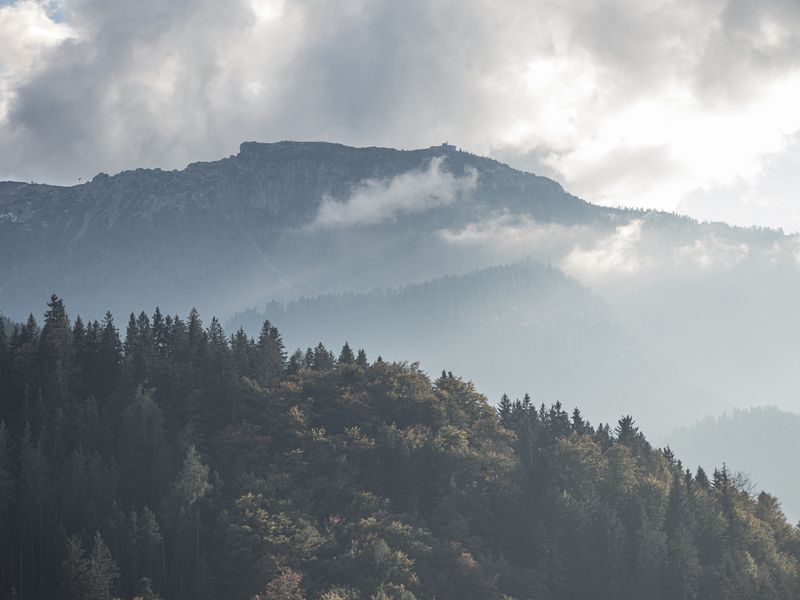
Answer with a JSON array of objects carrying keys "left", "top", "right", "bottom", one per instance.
[
  {"left": 87, "top": 532, "right": 120, "bottom": 600},
  {"left": 254, "top": 321, "right": 285, "bottom": 385},
  {"left": 338, "top": 342, "right": 355, "bottom": 365}
]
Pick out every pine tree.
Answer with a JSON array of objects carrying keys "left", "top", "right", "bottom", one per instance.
[
  {"left": 120, "top": 387, "right": 168, "bottom": 509},
  {"left": 356, "top": 349, "right": 368, "bottom": 369},
  {"left": 170, "top": 445, "right": 211, "bottom": 597},
  {"left": 94, "top": 312, "right": 121, "bottom": 400},
  {"left": 187, "top": 308, "right": 205, "bottom": 360},
  {"left": 11, "top": 315, "right": 40, "bottom": 419},
  {"left": 338, "top": 342, "right": 355, "bottom": 365},
  {"left": 312, "top": 343, "right": 334, "bottom": 371},
  {"left": 173, "top": 446, "right": 211, "bottom": 509},
  {"left": 255, "top": 321, "right": 285, "bottom": 385},
  {"left": 39, "top": 294, "right": 75, "bottom": 406},
  {"left": 615, "top": 415, "right": 639, "bottom": 446},
  {"left": 497, "top": 394, "right": 512, "bottom": 424},
  {"left": 0, "top": 319, "right": 9, "bottom": 417},
  {"left": 287, "top": 349, "right": 304, "bottom": 375},
  {"left": 20, "top": 423, "right": 50, "bottom": 599},
  {"left": 61, "top": 536, "right": 89, "bottom": 600},
  {"left": 571, "top": 408, "right": 586, "bottom": 434},
  {"left": 231, "top": 327, "right": 254, "bottom": 379},
  {"left": 695, "top": 467, "right": 710, "bottom": 490},
  {"left": 137, "top": 509, "right": 164, "bottom": 592},
  {"left": 87, "top": 532, "right": 120, "bottom": 600},
  {"left": 0, "top": 422, "right": 13, "bottom": 596},
  {"left": 0, "top": 423, "right": 12, "bottom": 515},
  {"left": 151, "top": 307, "right": 168, "bottom": 357},
  {"left": 41, "top": 294, "right": 70, "bottom": 351},
  {"left": 71, "top": 315, "right": 90, "bottom": 399}
]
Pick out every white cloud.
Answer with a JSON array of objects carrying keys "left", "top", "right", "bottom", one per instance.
[
  {"left": 2, "top": 0, "right": 800, "bottom": 229},
  {"left": 311, "top": 157, "right": 477, "bottom": 229},
  {"left": 562, "top": 220, "right": 644, "bottom": 277},
  {"left": 441, "top": 215, "right": 649, "bottom": 279},
  {"left": 439, "top": 213, "right": 593, "bottom": 263},
  {"left": 0, "top": 1, "right": 74, "bottom": 123},
  {"left": 440, "top": 212, "right": 800, "bottom": 285}
]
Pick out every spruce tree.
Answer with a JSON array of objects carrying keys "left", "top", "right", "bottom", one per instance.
[
  {"left": 255, "top": 321, "right": 285, "bottom": 385},
  {"left": 338, "top": 342, "right": 355, "bottom": 365},
  {"left": 497, "top": 394, "right": 512, "bottom": 423},
  {"left": 61, "top": 536, "right": 89, "bottom": 600},
  {"left": 312, "top": 343, "right": 334, "bottom": 371},
  {"left": 151, "top": 307, "right": 168, "bottom": 356},
  {"left": 0, "top": 319, "right": 9, "bottom": 416},
  {"left": 87, "top": 532, "right": 120, "bottom": 600}
]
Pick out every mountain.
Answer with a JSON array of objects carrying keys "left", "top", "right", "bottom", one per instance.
[
  {"left": 230, "top": 262, "right": 705, "bottom": 433},
  {"left": 3, "top": 140, "right": 800, "bottom": 430},
  {"left": 664, "top": 406, "right": 800, "bottom": 522},
  {"left": 0, "top": 141, "right": 610, "bottom": 321},
  {"left": 1, "top": 297, "right": 799, "bottom": 600}
]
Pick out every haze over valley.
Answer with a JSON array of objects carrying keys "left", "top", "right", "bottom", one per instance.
[{"left": 3, "top": 141, "right": 798, "bottom": 434}]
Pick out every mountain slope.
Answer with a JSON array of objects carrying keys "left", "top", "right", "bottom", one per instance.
[
  {"left": 1, "top": 297, "right": 799, "bottom": 600},
  {"left": 665, "top": 406, "right": 800, "bottom": 522},
  {"left": 0, "top": 142, "right": 608, "bottom": 320},
  {"left": 230, "top": 262, "right": 707, "bottom": 432},
  {"left": 3, "top": 141, "right": 800, "bottom": 430}
]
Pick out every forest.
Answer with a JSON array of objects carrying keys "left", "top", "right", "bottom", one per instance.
[
  {"left": 0, "top": 296, "right": 799, "bottom": 600},
  {"left": 228, "top": 262, "right": 695, "bottom": 435}
]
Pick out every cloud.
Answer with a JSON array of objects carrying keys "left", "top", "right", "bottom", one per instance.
[
  {"left": 440, "top": 215, "right": 648, "bottom": 280},
  {"left": 440, "top": 212, "right": 799, "bottom": 288},
  {"left": 2, "top": 0, "right": 800, "bottom": 229},
  {"left": 311, "top": 157, "right": 477, "bottom": 229},
  {"left": 562, "top": 220, "right": 644, "bottom": 276},
  {"left": 439, "top": 213, "right": 595, "bottom": 262},
  {"left": 0, "top": 1, "right": 73, "bottom": 124}
]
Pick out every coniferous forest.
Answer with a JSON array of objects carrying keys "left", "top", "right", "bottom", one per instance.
[{"left": 1, "top": 296, "right": 800, "bottom": 600}]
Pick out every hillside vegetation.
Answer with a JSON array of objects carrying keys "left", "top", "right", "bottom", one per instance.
[
  {"left": 666, "top": 406, "right": 800, "bottom": 522},
  {"left": 230, "top": 262, "right": 700, "bottom": 431},
  {"left": 0, "top": 296, "right": 798, "bottom": 600}
]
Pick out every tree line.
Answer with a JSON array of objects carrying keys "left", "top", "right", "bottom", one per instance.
[{"left": 0, "top": 295, "right": 798, "bottom": 599}]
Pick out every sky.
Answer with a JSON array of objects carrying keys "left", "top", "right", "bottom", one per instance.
[{"left": 2, "top": 0, "right": 800, "bottom": 231}]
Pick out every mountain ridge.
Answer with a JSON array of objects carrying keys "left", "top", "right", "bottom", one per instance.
[{"left": 0, "top": 141, "right": 614, "bottom": 320}]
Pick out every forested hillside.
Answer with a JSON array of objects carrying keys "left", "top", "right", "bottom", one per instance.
[
  {"left": 230, "top": 263, "right": 703, "bottom": 432},
  {"left": 4, "top": 141, "right": 800, "bottom": 442},
  {"left": 1, "top": 296, "right": 799, "bottom": 600},
  {"left": 665, "top": 406, "right": 800, "bottom": 522}
]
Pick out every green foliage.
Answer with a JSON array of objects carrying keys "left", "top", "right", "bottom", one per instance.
[
  {"left": 256, "top": 567, "right": 305, "bottom": 600},
  {"left": 171, "top": 446, "right": 211, "bottom": 512},
  {"left": 60, "top": 533, "right": 120, "bottom": 600},
  {"left": 1, "top": 297, "right": 799, "bottom": 600}
]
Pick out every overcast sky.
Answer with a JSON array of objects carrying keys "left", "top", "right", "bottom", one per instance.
[{"left": 2, "top": 0, "right": 800, "bottom": 230}]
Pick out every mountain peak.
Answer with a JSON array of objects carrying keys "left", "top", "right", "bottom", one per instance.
[{"left": 0, "top": 140, "right": 602, "bottom": 319}]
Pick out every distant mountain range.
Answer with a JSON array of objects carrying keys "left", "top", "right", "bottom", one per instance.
[
  {"left": 3, "top": 140, "right": 800, "bottom": 433},
  {"left": 5, "top": 140, "right": 778, "bottom": 319}
]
